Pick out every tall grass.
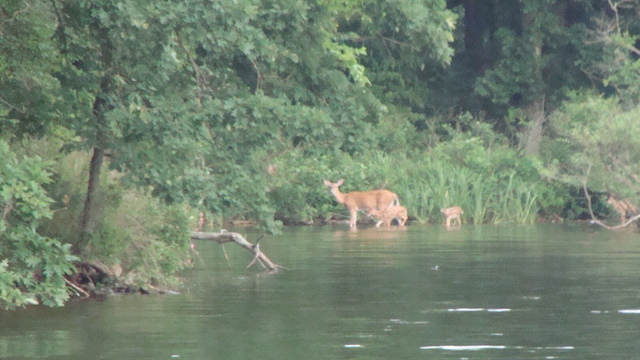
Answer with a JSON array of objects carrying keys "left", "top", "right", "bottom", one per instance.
[
  {"left": 491, "top": 177, "right": 538, "bottom": 224},
  {"left": 243, "top": 137, "right": 561, "bottom": 227},
  {"left": 353, "top": 148, "right": 548, "bottom": 225}
]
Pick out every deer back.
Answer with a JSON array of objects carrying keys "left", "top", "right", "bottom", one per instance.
[
  {"left": 345, "top": 189, "right": 397, "bottom": 211},
  {"left": 441, "top": 206, "right": 463, "bottom": 217},
  {"left": 369, "top": 205, "right": 406, "bottom": 218},
  {"left": 608, "top": 196, "right": 638, "bottom": 215}
]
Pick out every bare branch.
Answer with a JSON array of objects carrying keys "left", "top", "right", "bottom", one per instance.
[
  {"left": 191, "top": 230, "right": 285, "bottom": 273},
  {"left": 0, "top": 0, "right": 32, "bottom": 21},
  {"left": 605, "top": 0, "right": 640, "bottom": 56},
  {"left": 175, "top": 34, "right": 210, "bottom": 104},
  {"left": 582, "top": 164, "right": 640, "bottom": 230},
  {"left": 2, "top": 198, "right": 13, "bottom": 222},
  {"left": 249, "top": 58, "right": 263, "bottom": 92},
  {"left": 64, "top": 277, "right": 91, "bottom": 299},
  {"left": 0, "top": 96, "right": 24, "bottom": 114},
  {"left": 246, "top": 243, "right": 266, "bottom": 270}
]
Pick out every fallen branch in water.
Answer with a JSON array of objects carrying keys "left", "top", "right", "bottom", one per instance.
[
  {"left": 190, "top": 230, "right": 285, "bottom": 273},
  {"left": 582, "top": 167, "right": 640, "bottom": 230},
  {"left": 64, "top": 277, "right": 91, "bottom": 299}
]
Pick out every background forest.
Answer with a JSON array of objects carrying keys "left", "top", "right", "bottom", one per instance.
[{"left": 2, "top": 0, "right": 640, "bottom": 309}]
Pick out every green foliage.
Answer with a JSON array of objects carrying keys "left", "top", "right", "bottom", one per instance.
[
  {"left": 265, "top": 125, "right": 564, "bottom": 226},
  {"left": 79, "top": 189, "right": 194, "bottom": 290},
  {"left": 0, "top": 1, "right": 63, "bottom": 137},
  {"left": 0, "top": 140, "right": 78, "bottom": 310},
  {"left": 383, "top": 136, "right": 561, "bottom": 225},
  {"left": 476, "top": 28, "right": 541, "bottom": 106},
  {"left": 544, "top": 92, "right": 640, "bottom": 207},
  {"left": 3, "top": 0, "right": 459, "bottom": 240},
  {"left": 119, "top": 197, "right": 193, "bottom": 289},
  {"left": 576, "top": 1, "right": 640, "bottom": 104},
  {"left": 427, "top": 1, "right": 602, "bottom": 137},
  {"left": 36, "top": 149, "right": 195, "bottom": 290},
  {"left": 7, "top": 0, "right": 640, "bottom": 309}
]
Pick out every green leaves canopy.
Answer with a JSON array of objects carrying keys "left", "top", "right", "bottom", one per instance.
[
  {"left": 546, "top": 93, "right": 640, "bottom": 205},
  {"left": 1, "top": 0, "right": 457, "bottom": 233}
]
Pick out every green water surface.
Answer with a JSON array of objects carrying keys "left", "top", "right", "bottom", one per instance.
[{"left": 2, "top": 224, "right": 640, "bottom": 359}]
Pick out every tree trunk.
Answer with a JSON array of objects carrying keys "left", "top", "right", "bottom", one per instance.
[
  {"left": 79, "top": 73, "right": 111, "bottom": 252},
  {"left": 521, "top": 8, "right": 545, "bottom": 157},
  {"left": 79, "top": 146, "right": 104, "bottom": 250},
  {"left": 461, "top": 0, "right": 495, "bottom": 73},
  {"left": 522, "top": 98, "right": 545, "bottom": 157}
]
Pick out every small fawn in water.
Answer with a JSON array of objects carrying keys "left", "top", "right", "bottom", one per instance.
[
  {"left": 367, "top": 205, "right": 408, "bottom": 227},
  {"left": 441, "top": 206, "right": 463, "bottom": 228}
]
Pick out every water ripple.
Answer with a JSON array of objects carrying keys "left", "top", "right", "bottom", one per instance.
[{"left": 420, "top": 345, "right": 575, "bottom": 351}]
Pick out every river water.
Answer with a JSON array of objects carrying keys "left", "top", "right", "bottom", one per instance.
[{"left": 2, "top": 224, "right": 640, "bottom": 359}]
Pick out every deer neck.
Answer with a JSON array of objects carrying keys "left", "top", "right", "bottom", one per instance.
[{"left": 330, "top": 188, "right": 347, "bottom": 204}]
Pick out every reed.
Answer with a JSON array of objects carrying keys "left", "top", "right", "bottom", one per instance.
[
  {"left": 355, "top": 150, "right": 545, "bottom": 224},
  {"left": 489, "top": 173, "right": 540, "bottom": 224},
  {"left": 300, "top": 139, "right": 551, "bottom": 226},
  {"left": 469, "top": 176, "right": 491, "bottom": 224}
]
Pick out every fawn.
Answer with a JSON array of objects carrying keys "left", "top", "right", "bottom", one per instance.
[
  {"left": 367, "top": 205, "right": 408, "bottom": 227},
  {"left": 441, "top": 206, "right": 463, "bottom": 227}
]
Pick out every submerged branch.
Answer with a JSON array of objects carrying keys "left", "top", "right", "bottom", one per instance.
[{"left": 190, "top": 230, "right": 285, "bottom": 273}]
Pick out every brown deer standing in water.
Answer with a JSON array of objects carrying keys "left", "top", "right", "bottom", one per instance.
[
  {"left": 607, "top": 195, "right": 638, "bottom": 225},
  {"left": 324, "top": 179, "right": 399, "bottom": 227},
  {"left": 441, "top": 206, "right": 463, "bottom": 228},
  {"left": 367, "top": 205, "right": 408, "bottom": 227}
]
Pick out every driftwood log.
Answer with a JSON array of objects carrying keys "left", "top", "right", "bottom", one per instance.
[{"left": 190, "top": 230, "right": 284, "bottom": 273}]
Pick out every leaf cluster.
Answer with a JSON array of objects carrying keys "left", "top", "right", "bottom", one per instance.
[
  {"left": 545, "top": 92, "right": 640, "bottom": 204},
  {"left": 0, "top": 140, "right": 78, "bottom": 310}
]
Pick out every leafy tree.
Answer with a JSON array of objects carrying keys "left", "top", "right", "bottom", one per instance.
[
  {"left": 430, "top": 1, "right": 605, "bottom": 145},
  {"left": 2, "top": 0, "right": 459, "bottom": 238},
  {"left": 341, "top": 0, "right": 458, "bottom": 131},
  {"left": 545, "top": 93, "right": 640, "bottom": 220},
  {"left": 0, "top": 0, "right": 63, "bottom": 136},
  {"left": 0, "top": 140, "right": 78, "bottom": 309},
  {"left": 543, "top": 1, "right": 640, "bottom": 225},
  {"left": 577, "top": 0, "right": 640, "bottom": 103}
]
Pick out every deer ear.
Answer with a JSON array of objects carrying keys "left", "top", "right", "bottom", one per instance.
[
  {"left": 323, "top": 179, "right": 331, "bottom": 186},
  {"left": 337, "top": 179, "right": 344, "bottom": 186}
]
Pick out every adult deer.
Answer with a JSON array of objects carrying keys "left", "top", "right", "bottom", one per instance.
[
  {"left": 323, "top": 179, "right": 399, "bottom": 227},
  {"left": 441, "top": 206, "right": 463, "bottom": 228}
]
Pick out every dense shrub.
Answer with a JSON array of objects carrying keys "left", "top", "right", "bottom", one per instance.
[
  {"left": 40, "top": 153, "right": 195, "bottom": 291},
  {"left": 0, "top": 140, "right": 78, "bottom": 309},
  {"left": 264, "top": 130, "right": 566, "bottom": 226}
]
